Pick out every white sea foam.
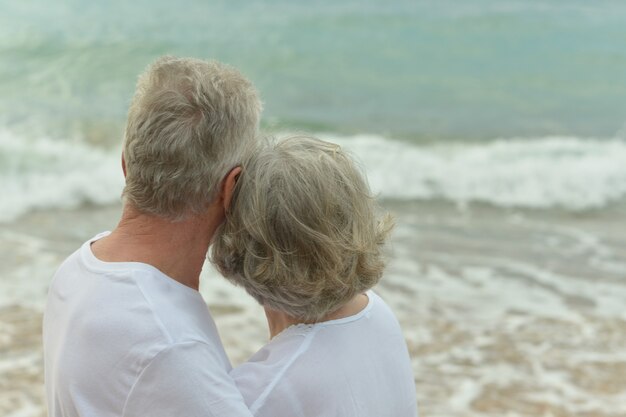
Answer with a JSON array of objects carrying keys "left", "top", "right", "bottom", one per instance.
[
  {"left": 0, "top": 130, "right": 124, "bottom": 222},
  {"left": 2, "top": 130, "right": 626, "bottom": 222},
  {"left": 321, "top": 133, "right": 626, "bottom": 210},
  {"left": 380, "top": 218, "right": 626, "bottom": 417}
]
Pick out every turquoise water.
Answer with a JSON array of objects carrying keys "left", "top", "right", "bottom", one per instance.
[{"left": 2, "top": 0, "right": 626, "bottom": 140}]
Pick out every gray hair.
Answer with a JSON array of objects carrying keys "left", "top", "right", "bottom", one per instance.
[
  {"left": 122, "top": 56, "right": 262, "bottom": 219},
  {"left": 210, "top": 136, "right": 393, "bottom": 321}
]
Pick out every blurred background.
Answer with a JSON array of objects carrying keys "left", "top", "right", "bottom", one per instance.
[{"left": 1, "top": 1, "right": 626, "bottom": 416}]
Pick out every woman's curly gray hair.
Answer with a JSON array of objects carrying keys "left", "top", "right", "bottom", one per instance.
[{"left": 210, "top": 135, "right": 393, "bottom": 322}]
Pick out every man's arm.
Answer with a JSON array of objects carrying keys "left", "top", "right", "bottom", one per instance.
[{"left": 123, "top": 341, "right": 253, "bottom": 417}]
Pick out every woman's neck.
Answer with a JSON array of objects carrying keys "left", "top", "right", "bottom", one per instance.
[{"left": 263, "top": 293, "right": 369, "bottom": 339}]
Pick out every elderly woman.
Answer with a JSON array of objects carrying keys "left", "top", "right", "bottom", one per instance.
[{"left": 211, "top": 136, "right": 418, "bottom": 417}]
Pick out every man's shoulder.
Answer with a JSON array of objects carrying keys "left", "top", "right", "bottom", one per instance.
[
  {"left": 50, "top": 245, "right": 83, "bottom": 282},
  {"left": 49, "top": 232, "right": 107, "bottom": 284},
  {"left": 45, "top": 231, "right": 228, "bottom": 367},
  {"left": 44, "top": 247, "right": 239, "bottom": 416}
]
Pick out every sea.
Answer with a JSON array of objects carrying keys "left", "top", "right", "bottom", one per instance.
[{"left": 1, "top": 1, "right": 626, "bottom": 416}]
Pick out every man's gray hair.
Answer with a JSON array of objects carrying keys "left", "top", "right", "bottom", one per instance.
[
  {"left": 210, "top": 136, "right": 393, "bottom": 322},
  {"left": 122, "top": 56, "right": 262, "bottom": 219}
]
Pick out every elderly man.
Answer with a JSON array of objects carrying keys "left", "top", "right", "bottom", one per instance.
[{"left": 43, "top": 56, "right": 261, "bottom": 417}]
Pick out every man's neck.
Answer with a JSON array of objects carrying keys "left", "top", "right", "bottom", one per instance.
[
  {"left": 264, "top": 293, "right": 370, "bottom": 339},
  {"left": 91, "top": 204, "right": 222, "bottom": 290}
]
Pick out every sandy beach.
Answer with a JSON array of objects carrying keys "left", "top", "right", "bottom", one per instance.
[{"left": 2, "top": 200, "right": 626, "bottom": 417}]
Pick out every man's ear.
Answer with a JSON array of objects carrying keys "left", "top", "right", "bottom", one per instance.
[
  {"left": 121, "top": 153, "right": 127, "bottom": 178},
  {"left": 221, "top": 166, "right": 242, "bottom": 212}
]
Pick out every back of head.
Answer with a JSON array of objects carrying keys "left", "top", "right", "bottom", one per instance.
[
  {"left": 211, "top": 136, "right": 393, "bottom": 322},
  {"left": 123, "top": 56, "right": 262, "bottom": 220}
]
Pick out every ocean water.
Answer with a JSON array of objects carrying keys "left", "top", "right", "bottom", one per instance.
[
  {"left": 2, "top": 1, "right": 626, "bottom": 416},
  {"left": 1, "top": 0, "right": 626, "bottom": 218}
]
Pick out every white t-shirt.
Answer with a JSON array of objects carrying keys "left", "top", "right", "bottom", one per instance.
[
  {"left": 230, "top": 291, "right": 418, "bottom": 417},
  {"left": 43, "top": 232, "right": 252, "bottom": 417}
]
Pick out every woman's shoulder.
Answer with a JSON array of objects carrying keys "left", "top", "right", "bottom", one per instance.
[{"left": 231, "top": 290, "right": 415, "bottom": 416}]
